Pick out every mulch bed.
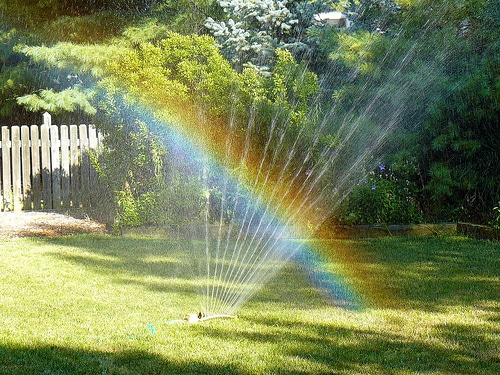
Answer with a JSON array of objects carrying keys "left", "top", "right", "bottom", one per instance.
[{"left": 0, "top": 211, "right": 107, "bottom": 239}]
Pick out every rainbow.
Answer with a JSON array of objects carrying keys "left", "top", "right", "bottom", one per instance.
[
  {"left": 100, "top": 83, "right": 366, "bottom": 313},
  {"left": 19, "top": 26, "right": 435, "bottom": 314}
]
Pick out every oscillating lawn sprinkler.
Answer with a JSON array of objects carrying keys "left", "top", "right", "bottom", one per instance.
[{"left": 183, "top": 312, "right": 238, "bottom": 323}]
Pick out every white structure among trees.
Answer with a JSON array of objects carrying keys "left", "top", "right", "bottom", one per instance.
[{"left": 313, "top": 11, "right": 352, "bottom": 28}]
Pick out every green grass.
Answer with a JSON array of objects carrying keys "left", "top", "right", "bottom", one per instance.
[{"left": 1, "top": 234, "right": 499, "bottom": 374}]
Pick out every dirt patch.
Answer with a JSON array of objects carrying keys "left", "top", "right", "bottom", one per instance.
[{"left": 0, "top": 211, "right": 107, "bottom": 239}]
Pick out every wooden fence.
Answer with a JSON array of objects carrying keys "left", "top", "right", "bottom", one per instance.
[{"left": 0, "top": 112, "right": 103, "bottom": 211}]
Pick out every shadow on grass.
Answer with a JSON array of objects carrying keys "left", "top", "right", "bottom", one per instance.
[
  {"left": 41, "top": 235, "right": 346, "bottom": 311},
  {"left": 200, "top": 315, "right": 500, "bottom": 374},
  {"left": 41, "top": 235, "right": 500, "bottom": 312},
  {"left": 326, "top": 236, "right": 500, "bottom": 311},
  {"left": 0, "top": 344, "right": 241, "bottom": 375},
  {"left": 43, "top": 236, "right": 206, "bottom": 295}
]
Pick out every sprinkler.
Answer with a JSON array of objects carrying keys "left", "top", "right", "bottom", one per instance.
[{"left": 183, "top": 312, "right": 237, "bottom": 323}]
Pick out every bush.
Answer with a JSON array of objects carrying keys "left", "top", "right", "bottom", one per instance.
[
  {"left": 491, "top": 202, "right": 500, "bottom": 229},
  {"left": 340, "top": 164, "right": 423, "bottom": 225},
  {"left": 136, "top": 180, "right": 207, "bottom": 229},
  {"left": 113, "top": 180, "right": 207, "bottom": 233}
]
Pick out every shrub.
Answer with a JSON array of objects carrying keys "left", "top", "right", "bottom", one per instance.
[
  {"left": 491, "top": 201, "right": 500, "bottom": 229},
  {"left": 340, "top": 164, "right": 423, "bottom": 225}
]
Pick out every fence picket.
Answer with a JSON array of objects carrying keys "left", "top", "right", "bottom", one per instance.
[
  {"left": 79, "top": 124, "right": 90, "bottom": 208},
  {"left": 60, "top": 125, "right": 70, "bottom": 208},
  {"left": 88, "top": 125, "right": 99, "bottom": 206},
  {"left": 31, "top": 125, "right": 41, "bottom": 209},
  {"left": 50, "top": 125, "right": 61, "bottom": 209},
  {"left": 21, "top": 125, "right": 32, "bottom": 210},
  {"left": 0, "top": 113, "right": 102, "bottom": 212},
  {"left": 69, "top": 125, "right": 79, "bottom": 207},
  {"left": 11, "top": 126, "right": 22, "bottom": 210},
  {"left": 1, "top": 126, "right": 12, "bottom": 210},
  {"left": 40, "top": 122, "right": 51, "bottom": 209}
]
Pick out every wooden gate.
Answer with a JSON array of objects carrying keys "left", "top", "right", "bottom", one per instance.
[{"left": 0, "top": 112, "right": 103, "bottom": 211}]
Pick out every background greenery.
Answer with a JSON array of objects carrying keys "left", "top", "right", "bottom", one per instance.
[{"left": 0, "top": 0, "right": 498, "bottom": 227}]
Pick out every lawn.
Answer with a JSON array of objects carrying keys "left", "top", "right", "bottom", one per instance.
[{"left": 1, "top": 234, "right": 499, "bottom": 374}]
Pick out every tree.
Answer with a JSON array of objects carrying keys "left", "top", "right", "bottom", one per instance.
[
  {"left": 16, "top": 18, "right": 321, "bottom": 227},
  {"left": 404, "top": 0, "right": 500, "bottom": 222},
  {"left": 313, "top": 0, "right": 499, "bottom": 223},
  {"left": 204, "top": 0, "right": 337, "bottom": 72}
]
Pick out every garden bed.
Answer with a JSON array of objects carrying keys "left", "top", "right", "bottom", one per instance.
[
  {"left": 316, "top": 223, "right": 456, "bottom": 239},
  {"left": 4, "top": 213, "right": 498, "bottom": 242},
  {"left": 121, "top": 223, "right": 459, "bottom": 240},
  {"left": 457, "top": 222, "right": 500, "bottom": 241},
  {"left": 0, "top": 210, "right": 107, "bottom": 238}
]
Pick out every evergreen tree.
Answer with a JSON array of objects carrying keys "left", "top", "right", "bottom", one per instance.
[{"left": 205, "top": 0, "right": 336, "bottom": 73}]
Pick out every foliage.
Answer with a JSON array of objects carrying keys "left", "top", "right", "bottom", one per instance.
[
  {"left": 15, "top": 22, "right": 321, "bottom": 229},
  {"left": 329, "top": 30, "right": 388, "bottom": 78},
  {"left": 0, "top": 28, "right": 44, "bottom": 123},
  {"left": 251, "top": 49, "right": 320, "bottom": 149},
  {"left": 159, "top": 32, "right": 237, "bottom": 116},
  {"left": 1, "top": 0, "right": 500, "bottom": 226},
  {"left": 114, "top": 189, "right": 142, "bottom": 229},
  {"left": 408, "top": 0, "right": 500, "bottom": 222},
  {"left": 16, "top": 86, "right": 97, "bottom": 115},
  {"left": 317, "top": 0, "right": 500, "bottom": 224},
  {"left": 340, "top": 163, "right": 423, "bottom": 224},
  {"left": 136, "top": 180, "right": 207, "bottom": 228},
  {"left": 114, "top": 181, "right": 207, "bottom": 232},
  {"left": 204, "top": 0, "right": 334, "bottom": 72},
  {"left": 205, "top": 0, "right": 295, "bottom": 72},
  {"left": 491, "top": 202, "right": 500, "bottom": 229}
]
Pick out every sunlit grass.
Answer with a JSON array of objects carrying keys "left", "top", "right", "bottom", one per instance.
[{"left": 1, "top": 234, "right": 499, "bottom": 374}]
